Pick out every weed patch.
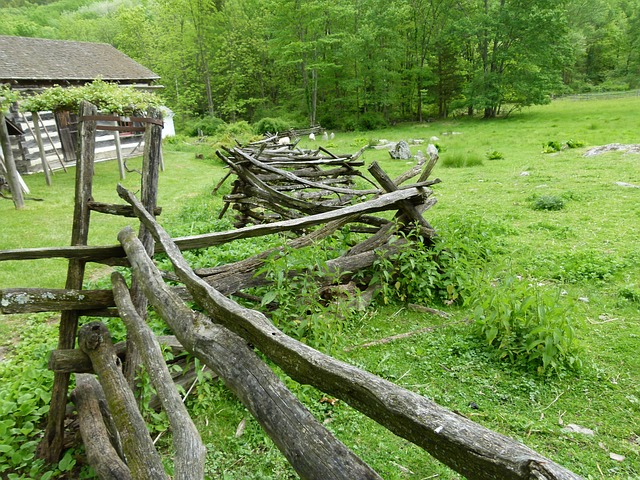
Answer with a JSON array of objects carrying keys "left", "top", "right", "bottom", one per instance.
[{"left": 471, "top": 275, "right": 583, "bottom": 375}]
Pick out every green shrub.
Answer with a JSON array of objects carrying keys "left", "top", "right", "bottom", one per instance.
[
  {"left": 254, "top": 117, "right": 294, "bottom": 135},
  {"left": 182, "top": 115, "right": 226, "bottom": 136},
  {"left": 565, "top": 139, "right": 586, "bottom": 148},
  {"left": 358, "top": 112, "right": 388, "bottom": 131},
  {"left": 471, "top": 276, "right": 583, "bottom": 375},
  {"left": 486, "top": 150, "right": 504, "bottom": 160},
  {"left": 531, "top": 195, "right": 565, "bottom": 211},
  {"left": 364, "top": 216, "right": 505, "bottom": 306},
  {"left": 542, "top": 140, "right": 562, "bottom": 153}
]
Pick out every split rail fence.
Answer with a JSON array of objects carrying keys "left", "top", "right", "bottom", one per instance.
[{"left": 0, "top": 105, "right": 583, "bottom": 479}]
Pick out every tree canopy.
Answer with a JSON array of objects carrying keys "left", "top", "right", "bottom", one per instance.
[{"left": 2, "top": 0, "right": 638, "bottom": 126}]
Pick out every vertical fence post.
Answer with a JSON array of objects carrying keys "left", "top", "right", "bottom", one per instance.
[
  {"left": 0, "top": 110, "right": 25, "bottom": 209},
  {"left": 124, "top": 107, "right": 163, "bottom": 392},
  {"left": 38, "top": 100, "right": 97, "bottom": 462}
]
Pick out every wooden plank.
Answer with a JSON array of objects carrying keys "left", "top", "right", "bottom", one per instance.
[
  {"left": 78, "top": 321, "right": 167, "bottom": 480},
  {"left": 0, "top": 288, "right": 114, "bottom": 314}
]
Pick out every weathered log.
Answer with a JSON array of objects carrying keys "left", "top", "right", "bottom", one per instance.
[
  {"left": 232, "top": 147, "right": 380, "bottom": 196},
  {"left": 117, "top": 226, "right": 382, "bottom": 480},
  {"left": 112, "top": 272, "right": 205, "bottom": 480},
  {"left": 0, "top": 187, "right": 430, "bottom": 264},
  {"left": 125, "top": 106, "right": 163, "bottom": 390},
  {"left": 88, "top": 201, "right": 162, "bottom": 218},
  {"left": 77, "top": 321, "right": 167, "bottom": 480},
  {"left": 48, "top": 335, "right": 183, "bottom": 373},
  {"left": 0, "top": 288, "right": 114, "bottom": 314},
  {"left": 369, "top": 161, "right": 435, "bottom": 234},
  {"left": 39, "top": 101, "right": 97, "bottom": 463},
  {"left": 72, "top": 374, "right": 132, "bottom": 480},
  {"left": 120, "top": 186, "right": 582, "bottom": 480}
]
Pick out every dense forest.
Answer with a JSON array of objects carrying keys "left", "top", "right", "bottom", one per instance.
[{"left": 1, "top": 0, "right": 639, "bottom": 129}]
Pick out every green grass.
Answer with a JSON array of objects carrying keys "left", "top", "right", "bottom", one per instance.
[{"left": 1, "top": 97, "right": 640, "bottom": 478}]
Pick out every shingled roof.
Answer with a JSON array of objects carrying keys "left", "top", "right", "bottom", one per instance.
[{"left": 0, "top": 36, "right": 160, "bottom": 88}]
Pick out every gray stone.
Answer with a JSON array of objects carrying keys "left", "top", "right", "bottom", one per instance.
[{"left": 389, "top": 140, "right": 412, "bottom": 160}]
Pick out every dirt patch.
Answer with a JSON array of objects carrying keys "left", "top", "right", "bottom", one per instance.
[{"left": 583, "top": 144, "right": 640, "bottom": 157}]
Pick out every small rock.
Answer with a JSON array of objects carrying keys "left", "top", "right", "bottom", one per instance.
[
  {"left": 609, "top": 452, "right": 626, "bottom": 462},
  {"left": 578, "top": 297, "right": 589, "bottom": 303},
  {"left": 562, "top": 423, "right": 594, "bottom": 436},
  {"left": 430, "top": 136, "right": 440, "bottom": 142},
  {"left": 520, "top": 171, "right": 530, "bottom": 176}
]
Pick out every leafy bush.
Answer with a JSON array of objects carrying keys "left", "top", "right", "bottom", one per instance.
[
  {"left": 358, "top": 112, "right": 388, "bottom": 131},
  {"left": 531, "top": 195, "right": 565, "bottom": 211},
  {"left": 0, "top": 316, "right": 79, "bottom": 479},
  {"left": 542, "top": 140, "right": 563, "bottom": 153},
  {"left": 253, "top": 117, "right": 294, "bottom": 135},
  {"left": 182, "top": 115, "right": 226, "bottom": 137},
  {"left": 20, "top": 79, "right": 161, "bottom": 114},
  {"left": 471, "top": 276, "right": 583, "bottom": 375},
  {"left": 364, "top": 215, "right": 506, "bottom": 306}
]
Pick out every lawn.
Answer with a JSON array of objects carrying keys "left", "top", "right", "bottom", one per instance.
[{"left": 0, "top": 96, "right": 639, "bottom": 478}]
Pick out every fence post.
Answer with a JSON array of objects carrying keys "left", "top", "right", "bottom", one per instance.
[
  {"left": 124, "top": 107, "right": 163, "bottom": 392},
  {"left": 0, "top": 110, "right": 25, "bottom": 209},
  {"left": 38, "top": 100, "right": 97, "bottom": 462}
]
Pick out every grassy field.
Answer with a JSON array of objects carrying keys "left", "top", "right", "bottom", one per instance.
[{"left": 0, "top": 96, "right": 639, "bottom": 478}]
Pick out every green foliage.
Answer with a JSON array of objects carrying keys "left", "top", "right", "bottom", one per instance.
[
  {"left": 181, "top": 115, "right": 227, "bottom": 137},
  {"left": 542, "top": 140, "right": 563, "bottom": 153},
  {"left": 20, "top": 80, "right": 162, "bottom": 114},
  {"left": 0, "top": 316, "right": 58, "bottom": 478},
  {"left": 358, "top": 112, "right": 388, "bottom": 131},
  {"left": 253, "top": 117, "right": 294, "bottom": 135},
  {"left": 0, "top": 86, "right": 21, "bottom": 112},
  {"left": 530, "top": 195, "right": 565, "bottom": 211},
  {"left": 565, "top": 139, "right": 586, "bottom": 148},
  {"left": 552, "top": 250, "right": 626, "bottom": 283},
  {"left": 364, "top": 216, "right": 504, "bottom": 306},
  {"left": 471, "top": 276, "right": 583, "bottom": 375}
]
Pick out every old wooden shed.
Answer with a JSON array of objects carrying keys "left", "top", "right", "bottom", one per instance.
[{"left": 0, "top": 35, "right": 161, "bottom": 174}]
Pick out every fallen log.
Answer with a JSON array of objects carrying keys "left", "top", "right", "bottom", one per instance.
[
  {"left": 118, "top": 184, "right": 583, "bottom": 480},
  {"left": 77, "top": 321, "right": 167, "bottom": 480},
  {"left": 117, "top": 227, "right": 382, "bottom": 480},
  {"left": 72, "top": 374, "right": 132, "bottom": 480},
  {"left": 112, "top": 272, "right": 206, "bottom": 480}
]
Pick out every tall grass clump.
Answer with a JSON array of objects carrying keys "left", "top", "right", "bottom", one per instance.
[{"left": 441, "top": 151, "right": 484, "bottom": 168}]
